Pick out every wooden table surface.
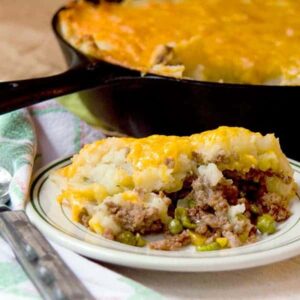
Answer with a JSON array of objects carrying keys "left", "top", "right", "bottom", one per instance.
[{"left": 1, "top": 1, "right": 300, "bottom": 299}]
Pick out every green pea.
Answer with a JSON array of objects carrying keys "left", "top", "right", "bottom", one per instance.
[
  {"left": 196, "top": 242, "right": 221, "bottom": 252},
  {"left": 174, "top": 207, "right": 196, "bottom": 229},
  {"left": 257, "top": 214, "right": 277, "bottom": 234},
  {"left": 175, "top": 207, "right": 186, "bottom": 220},
  {"left": 117, "top": 231, "right": 137, "bottom": 246},
  {"left": 135, "top": 233, "right": 147, "bottom": 247},
  {"left": 168, "top": 219, "right": 183, "bottom": 235},
  {"left": 188, "top": 199, "right": 197, "bottom": 208},
  {"left": 181, "top": 215, "right": 197, "bottom": 229}
]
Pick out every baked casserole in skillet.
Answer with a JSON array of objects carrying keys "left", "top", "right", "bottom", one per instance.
[
  {"left": 59, "top": 0, "right": 300, "bottom": 85},
  {"left": 51, "top": 127, "right": 296, "bottom": 251}
]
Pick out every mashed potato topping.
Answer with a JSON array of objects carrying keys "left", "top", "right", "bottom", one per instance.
[
  {"left": 51, "top": 127, "right": 296, "bottom": 250},
  {"left": 59, "top": 0, "right": 300, "bottom": 84}
]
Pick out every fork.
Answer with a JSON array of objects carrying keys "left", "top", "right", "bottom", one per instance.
[{"left": 0, "top": 167, "right": 95, "bottom": 300}]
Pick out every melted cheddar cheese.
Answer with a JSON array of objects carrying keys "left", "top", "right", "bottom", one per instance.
[
  {"left": 55, "top": 126, "right": 294, "bottom": 204},
  {"left": 59, "top": 127, "right": 291, "bottom": 176},
  {"left": 59, "top": 0, "right": 300, "bottom": 84}
]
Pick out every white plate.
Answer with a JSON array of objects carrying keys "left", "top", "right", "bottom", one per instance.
[{"left": 26, "top": 157, "right": 300, "bottom": 272}]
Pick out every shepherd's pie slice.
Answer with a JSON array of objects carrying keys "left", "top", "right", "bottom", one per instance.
[{"left": 51, "top": 127, "right": 296, "bottom": 250}]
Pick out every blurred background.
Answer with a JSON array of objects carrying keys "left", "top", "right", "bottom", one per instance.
[{"left": 0, "top": 0, "right": 65, "bottom": 81}]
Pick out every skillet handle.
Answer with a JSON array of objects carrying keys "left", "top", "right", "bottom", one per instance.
[{"left": 0, "top": 63, "right": 116, "bottom": 114}]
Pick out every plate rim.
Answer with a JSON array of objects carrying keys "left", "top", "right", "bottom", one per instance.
[{"left": 26, "top": 156, "right": 300, "bottom": 272}]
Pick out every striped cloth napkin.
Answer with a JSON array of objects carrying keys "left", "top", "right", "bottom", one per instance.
[{"left": 0, "top": 99, "right": 162, "bottom": 300}]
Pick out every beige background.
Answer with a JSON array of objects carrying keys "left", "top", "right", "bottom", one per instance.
[
  {"left": 1, "top": 1, "right": 300, "bottom": 299},
  {"left": 0, "top": 0, "right": 65, "bottom": 81}
]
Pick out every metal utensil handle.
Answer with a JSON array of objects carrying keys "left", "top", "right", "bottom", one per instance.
[{"left": 0, "top": 210, "right": 95, "bottom": 300}]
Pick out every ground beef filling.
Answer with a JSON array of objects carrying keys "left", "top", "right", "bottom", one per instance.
[
  {"left": 188, "top": 175, "right": 256, "bottom": 248},
  {"left": 88, "top": 168, "right": 290, "bottom": 250},
  {"left": 106, "top": 202, "right": 164, "bottom": 235},
  {"left": 222, "top": 169, "right": 290, "bottom": 222},
  {"left": 149, "top": 231, "right": 191, "bottom": 251},
  {"left": 184, "top": 168, "right": 290, "bottom": 248}
]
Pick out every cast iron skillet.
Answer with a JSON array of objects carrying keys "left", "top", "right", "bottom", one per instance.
[{"left": 0, "top": 5, "right": 300, "bottom": 159}]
